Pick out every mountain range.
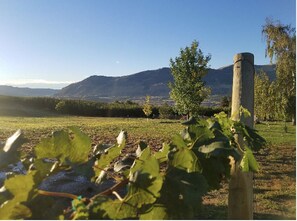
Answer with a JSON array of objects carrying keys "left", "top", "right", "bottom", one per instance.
[
  {"left": 0, "top": 64, "right": 276, "bottom": 101},
  {"left": 54, "top": 64, "right": 276, "bottom": 100}
]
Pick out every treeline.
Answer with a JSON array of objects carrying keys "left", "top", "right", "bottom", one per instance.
[{"left": 0, "top": 95, "right": 229, "bottom": 119}]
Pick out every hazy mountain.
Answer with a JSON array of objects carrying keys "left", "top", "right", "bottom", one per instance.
[
  {"left": 0, "top": 85, "right": 59, "bottom": 97},
  {"left": 55, "top": 64, "right": 276, "bottom": 100},
  {"left": 0, "top": 64, "right": 275, "bottom": 99}
]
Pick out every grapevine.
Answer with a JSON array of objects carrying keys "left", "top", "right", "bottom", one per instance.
[{"left": 0, "top": 112, "right": 265, "bottom": 219}]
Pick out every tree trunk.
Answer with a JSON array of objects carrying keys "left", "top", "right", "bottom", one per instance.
[{"left": 228, "top": 53, "right": 254, "bottom": 219}]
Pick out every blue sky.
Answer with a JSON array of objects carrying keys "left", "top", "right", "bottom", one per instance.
[{"left": 0, "top": 0, "right": 295, "bottom": 88}]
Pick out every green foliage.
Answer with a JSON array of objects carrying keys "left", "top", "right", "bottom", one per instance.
[
  {"left": 0, "top": 113, "right": 266, "bottom": 219},
  {"left": 255, "top": 70, "right": 274, "bottom": 120},
  {"left": 158, "top": 103, "right": 176, "bottom": 119},
  {"left": 240, "top": 147, "right": 259, "bottom": 172},
  {"left": 55, "top": 100, "right": 68, "bottom": 114},
  {"left": 94, "top": 130, "right": 126, "bottom": 177},
  {"left": 169, "top": 40, "right": 211, "bottom": 117},
  {"left": 262, "top": 19, "right": 296, "bottom": 123},
  {"left": 142, "top": 95, "right": 153, "bottom": 118},
  {"left": 0, "top": 172, "right": 36, "bottom": 219},
  {"left": 35, "top": 126, "right": 91, "bottom": 164}
]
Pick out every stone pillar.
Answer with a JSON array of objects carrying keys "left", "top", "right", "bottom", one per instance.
[{"left": 228, "top": 53, "right": 254, "bottom": 219}]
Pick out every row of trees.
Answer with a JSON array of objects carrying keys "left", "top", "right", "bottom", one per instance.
[{"left": 0, "top": 95, "right": 228, "bottom": 119}]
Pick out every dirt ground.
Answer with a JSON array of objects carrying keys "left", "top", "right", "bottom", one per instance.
[{"left": 198, "top": 144, "right": 296, "bottom": 220}]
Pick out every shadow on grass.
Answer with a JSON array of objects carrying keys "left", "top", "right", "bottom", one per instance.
[
  {"left": 196, "top": 204, "right": 296, "bottom": 220},
  {"left": 195, "top": 204, "right": 228, "bottom": 220},
  {"left": 254, "top": 212, "right": 296, "bottom": 220},
  {"left": 159, "top": 120, "right": 180, "bottom": 124},
  {"left": 269, "top": 170, "right": 296, "bottom": 178}
]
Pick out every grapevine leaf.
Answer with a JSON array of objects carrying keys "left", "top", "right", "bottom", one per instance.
[
  {"left": 0, "top": 187, "right": 13, "bottom": 206},
  {"left": 116, "top": 130, "right": 127, "bottom": 146},
  {"left": 139, "top": 204, "right": 168, "bottom": 220},
  {"left": 127, "top": 148, "right": 163, "bottom": 208},
  {"left": 32, "top": 159, "right": 54, "bottom": 183},
  {"left": 198, "top": 141, "right": 228, "bottom": 154},
  {"left": 214, "top": 112, "right": 234, "bottom": 137},
  {"left": 207, "top": 120, "right": 222, "bottom": 131},
  {"left": 242, "top": 125, "right": 266, "bottom": 151},
  {"left": 0, "top": 130, "right": 26, "bottom": 169},
  {"left": 94, "top": 130, "right": 126, "bottom": 176},
  {"left": 72, "top": 158, "right": 96, "bottom": 179},
  {"left": 68, "top": 126, "right": 92, "bottom": 163},
  {"left": 136, "top": 141, "right": 147, "bottom": 157},
  {"left": 27, "top": 194, "right": 68, "bottom": 220},
  {"left": 170, "top": 136, "right": 201, "bottom": 172},
  {"left": 171, "top": 134, "right": 188, "bottom": 149},
  {"left": 240, "top": 148, "right": 260, "bottom": 172},
  {"left": 114, "top": 154, "right": 135, "bottom": 172},
  {"left": 154, "top": 143, "right": 170, "bottom": 163},
  {"left": 90, "top": 198, "right": 137, "bottom": 219},
  {"left": 240, "top": 152, "right": 249, "bottom": 172},
  {"left": 0, "top": 172, "right": 37, "bottom": 219},
  {"left": 11, "top": 204, "right": 32, "bottom": 219},
  {"left": 180, "top": 128, "right": 191, "bottom": 142},
  {"left": 188, "top": 125, "right": 215, "bottom": 150},
  {"left": 159, "top": 168, "right": 208, "bottom": 219},
  {"left": 199, "top": 156, "right": 232, "bottom": 190},
  {"left": 94, "top": 144, "right": 118, "bottom": 174},
  {"left": 35, "top": 127, "right": 91, "bottom": 164}
]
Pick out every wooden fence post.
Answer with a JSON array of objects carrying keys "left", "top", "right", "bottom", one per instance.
[{"left": 228, "top": 52, "right": 254, "bottom": 219}]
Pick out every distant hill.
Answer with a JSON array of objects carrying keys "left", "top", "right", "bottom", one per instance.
[
  {"left": 55, "top": 64, "right": 276, "bottom": 100},
  {"left": 0, "top": 85, "right": 59, "bottom": 97}
]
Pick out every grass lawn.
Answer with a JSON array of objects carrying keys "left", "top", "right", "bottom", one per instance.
[{"left": 0, "top": 116, "right": 295, "bottom": 219}]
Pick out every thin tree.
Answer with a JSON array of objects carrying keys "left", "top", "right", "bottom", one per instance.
[
  {"left": 262, "top": 18, "right": 296, "bottom": 124},
  {"left": 169, "top": 40, "right": 211, "bottom": 118},
  {"left": 143, "top": 95, "right": 152, "bottom": 121}
]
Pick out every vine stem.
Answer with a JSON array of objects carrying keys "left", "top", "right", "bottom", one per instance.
[
  {"left": 38, "top": 190, "right": 78, "bottom": 200},
  {"left": 38, "top": 178, "right": 129, "bottom": 202},
  {"left": 91, "top": 178, "right": 129, "bottom": 200},
  {"left": 92, "top": 165, "right": 118, "bottom": 179}
]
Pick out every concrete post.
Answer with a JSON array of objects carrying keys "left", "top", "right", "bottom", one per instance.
[{"left": 228, "top": 53, "right": 254, "bottom": 219}]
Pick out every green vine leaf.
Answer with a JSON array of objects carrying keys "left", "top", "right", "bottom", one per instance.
[
  {"left": 34, "top": 127, "right": 91, "bottom": 164},
  {"left": 90, "top": 198, "right": 137, "bottom": 219},
  {"left": 127, "top": 147, "right": 163, "bottom": 208},
  {"left": 139, "top": 204, "right": 168, "bottom": 220},
  {"left": 169, "top": 134, "right": 201, "bottom": 173},
  {"left": 159, "top": 168, "right": 208, "bottom": 219},
  {"left": 154, "top": 143, "right": 170, "bottom": 163},
  {"left": 240, "top": 147, "right": 260, "bottom": 172},
  {"left": 0, "top": 171, "right": 37, "bottom": 219},
  {"left": 94, "top": 130, "right": 126, "bottom": 176}
]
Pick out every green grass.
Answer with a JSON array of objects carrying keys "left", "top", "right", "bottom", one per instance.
[
  {"left": 255, "top": 121, "right": 296, "bottom": 145},
  {"left": 0, "top": 116, "right": 295, "bottom": 147},
  {"left": 0, "top": 116, "right": 183, "bottom": 137},
  {"left": 0, "top": 116, "right": 185, "bottom": 154}
]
